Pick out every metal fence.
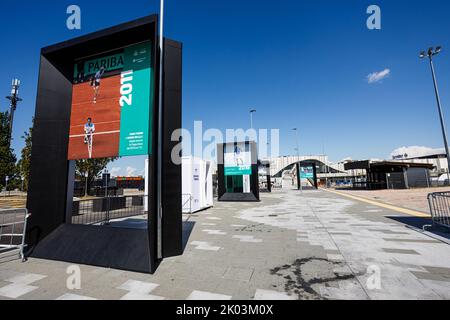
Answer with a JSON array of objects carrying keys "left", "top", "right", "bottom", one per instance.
[
  {"left": 427, "top": 192, "right": 450, "bottom": 229},
  {"left": 350, "top": 182, "right": 387, "bottom": 190},
  {"left": 73, "top": 187, "right": 122, "bottom": 198},
  {"left": 71, "top": 195, "right": 147, "bottom": 225},
  {"left": 182, "top": 194, "right": 192, "bottom": 214},
  {"left": 0, "top": 191, "right": 27, "bottom": 197},
  {"left": 0, "top": 208, "right": 29, "bottom": 261}
]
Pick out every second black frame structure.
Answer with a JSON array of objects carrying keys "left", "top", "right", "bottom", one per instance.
[{"left": 217, "top": 141, "right": 260, "bottom": 202}]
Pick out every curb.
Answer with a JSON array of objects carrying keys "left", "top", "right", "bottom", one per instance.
[{"left": 320, "top": 188, "right": 431, "bottom": 218}]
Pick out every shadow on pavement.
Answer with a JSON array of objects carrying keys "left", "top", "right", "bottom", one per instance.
[
  {"left": 107, "top": 217, "right": 196, "bottom": 253},
  {"left": 182, "top": 221, "right": 195, "bottom": 252},
  {"left": 387, "top": 216, "right": 450, "bottom": 241}
]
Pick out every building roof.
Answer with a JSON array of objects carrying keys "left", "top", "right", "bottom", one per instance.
[{"left": 344, "top": 160, "right": 435, "bottom": 171}]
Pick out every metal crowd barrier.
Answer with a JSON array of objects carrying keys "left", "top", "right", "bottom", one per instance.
[
  {"left": 427, "top": 192, "right": 450, "bottom": 229},
  {"left": 71, "top": 195, "right": 147, "bottom": 225},
  {"left": 182, "top": 194, "right": 193, "bottom": 214},
  {"left": 0, "top": 208, "right": 30, "bottom": 262}
]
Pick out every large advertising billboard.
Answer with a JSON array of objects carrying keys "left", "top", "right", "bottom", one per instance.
[
  {"left": 300, "top": 166, "right": 314, "bottom": 179},
  {"left": 224, "top": 142, "right": 252, "bottom": 176},
  {"left": 68, "top": 41, "right": 153, "bottom": 160}
]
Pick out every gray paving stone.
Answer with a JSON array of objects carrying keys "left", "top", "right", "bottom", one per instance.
[
  {"left": 383, "top": 238, "right": 441, "bottom": 244},
  {"left": 382, "top": 248, "right": 420, "bottom": 255},
  {"left": 222, "top": 267, "right": 254, "bottom": 282},
  {"left": 411, "top": 271, "right": 450, "bottom": 282}
]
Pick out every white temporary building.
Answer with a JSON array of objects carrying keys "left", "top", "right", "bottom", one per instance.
[
  {"left": 182, "top": 156, "right": 214, "bottom": 213},
  {"left": 144, "top": 157, "right": 214, "bottom": 213}
]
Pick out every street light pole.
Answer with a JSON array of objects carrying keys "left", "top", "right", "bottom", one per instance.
[
  {"left": 104, "top": 169, "right": 109, "bottom": 197},
  {"left": 250, "top": 109, "right": 256, "bottom": 129},
  {"left": 293, "top": 128, "right": 302, "bottom": 192},
  {"left": 6, "top": 79, "right": 23, "bottom": 146},
  {"left": 420, "top": 46, "right": 450, "bottom": 183},
  {"left": 323, "top": 143, "right": 329, "bottom": 188},
  {"left": 84, "top": 172, "right": 89, "bottom": 197}
]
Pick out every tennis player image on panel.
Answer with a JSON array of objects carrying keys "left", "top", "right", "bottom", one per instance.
[
  {"left": 68, "top": 41, "right": 153, "bottom": 160},
  {"left": 91, "top": 67, "right": 106, "bottom": 104},
  {"left": 223, "top": 142, "right": 253, "bottom": 194},
  {"left": 224, "top": 142, "right": 252, "bottom": 176},
  {"left": 84, "top": 117, "right": 95, "bottom": 158}
]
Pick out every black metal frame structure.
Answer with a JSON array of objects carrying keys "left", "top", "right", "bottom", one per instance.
[
  {"left": 301, "top": 161, "right": 318, "bottom": 189},
  {"left": 217, "top": 141, "right": 260, "bottom": 202},
  {"left": 258, "top": 160, "right": 272, "bottom": 193},
  {"left": 25, "top": 15, "right": 182, "bottom": 273}
]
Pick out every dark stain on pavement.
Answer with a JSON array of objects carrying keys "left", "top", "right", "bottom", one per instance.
[
  {"left": 235, "top": 223, "right": 272, "bottom": 233},
  {"left": 270, "top": 257, "right": 358, "bottom": 300}
]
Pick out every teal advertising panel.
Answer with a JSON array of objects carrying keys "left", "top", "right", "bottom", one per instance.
[
  {"left": 68, "top": 41, "right": 153, "bottom": 160},
  {"left": 224, "top": 143, "right": 252, "bottom": 176},
  {"left": 224, "top": 166, "right": 252, "bottom": 176},
  {"left": 119, "top": 41, "right": 153, "bottom": 156},
  {"left": 301, "top": 166, "right": 314, "bottom": 179}
]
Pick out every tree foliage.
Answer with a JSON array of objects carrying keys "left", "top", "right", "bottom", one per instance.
[
  {"left": 17, "top": 121, "right": 33, "bottom": 191},
  {"left": 0, "top": 111, "right": 17, "bottom": 191}
]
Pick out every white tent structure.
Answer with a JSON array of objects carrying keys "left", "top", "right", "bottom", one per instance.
[{"left": 182, "top": 156, "right": 214, "bottom": 213}]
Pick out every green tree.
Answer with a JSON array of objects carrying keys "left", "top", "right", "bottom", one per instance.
[
  {"left": 75, "top": 158, "right": 117, "bottom": 196},
  {"left": 17, "top": 121, "right": 33, "bottom": 191},
  {"left": 0, "top": 111, "right": 17, "bottom": 191}
]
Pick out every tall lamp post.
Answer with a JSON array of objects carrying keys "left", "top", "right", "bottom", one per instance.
[
  {"left": 84, "top": 172, "right": 89, "bottom": 197},
  {"left": 293, "top": 128, "right": 302, "bottom": 192},
  {"left": 104, "top": 169, "right": 109, "bottom": 197},
  {"left": 6, "top": 79, "right": 23, "bottom": 146},
  {"left": 420, "top": 46, "right": 450, "bottom": 184},
  {"left": 250, "top": 109, "right": 256, "bottom": 129},
  {"left": 5, "top": 176, "right": 9, "bottom": 194}
]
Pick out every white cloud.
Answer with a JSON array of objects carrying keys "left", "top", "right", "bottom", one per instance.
[
  {"left": 126, "top": 166, "right": 137, "bottom": 177},
  {"left": 390, "top": 146, "right": 445, "bottom": 159},
  {"left": 110, "top": 167, "right": 121, "bottom": 177},
  {"left": 367, "top": 68, "right": 390, "bottom": 84}
]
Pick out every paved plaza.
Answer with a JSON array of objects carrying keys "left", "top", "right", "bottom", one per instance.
[{"left": 1, "top": 188, "right": 450, "bottom": 300}]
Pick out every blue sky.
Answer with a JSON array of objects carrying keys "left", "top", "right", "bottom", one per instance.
[{"left": 1, "top": 0, "right": 450, "bottom": 176}]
